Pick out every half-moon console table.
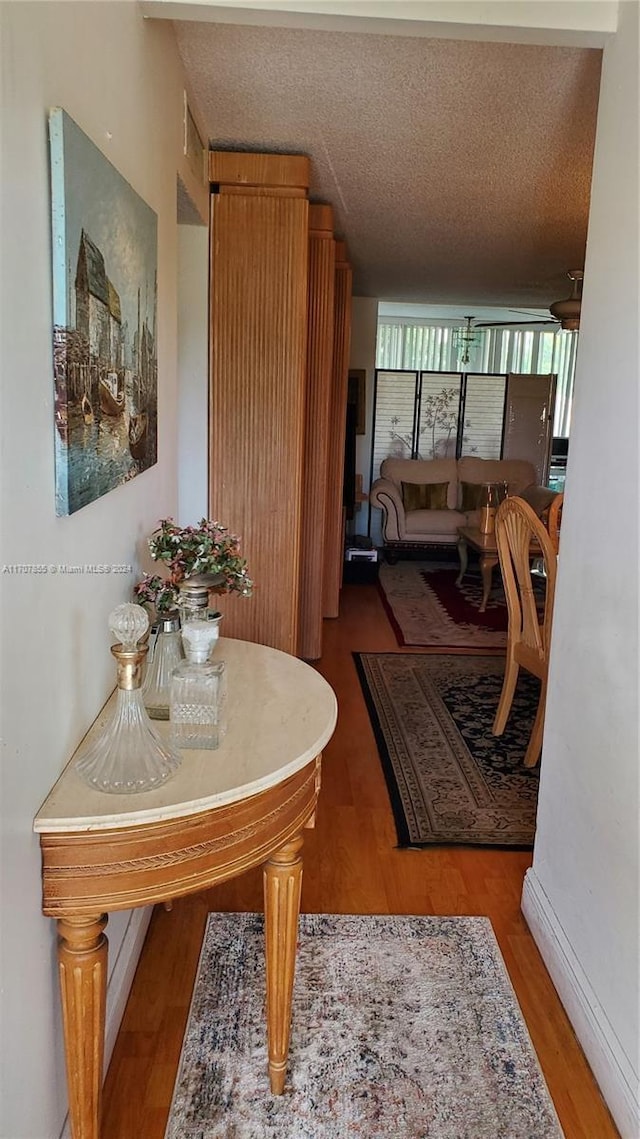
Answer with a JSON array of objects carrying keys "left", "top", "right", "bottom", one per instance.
[{"left": 34, "top": 638, "right": 338, "bottom": 1139}]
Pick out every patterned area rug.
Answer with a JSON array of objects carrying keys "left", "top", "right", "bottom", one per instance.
[
  {"left": 166, "top": 912, "right": 563, "bottom": 1139},
  {"left": 354, "top": 653, "right": 540, "bottom": 847},
  {"left": 378, "top": 561, "right": 508, "bottom": 649}
]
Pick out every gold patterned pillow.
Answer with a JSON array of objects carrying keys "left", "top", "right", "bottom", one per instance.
[
  {"left": 459, "top": 481, "right": 483, "bottom": 512},
  {"left": 401, "top": 481, "right": 449, "bottom": 512}
]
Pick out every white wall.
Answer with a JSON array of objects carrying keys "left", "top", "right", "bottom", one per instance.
[
  {"left": 522, "top": 4, "right": 640, "bottom": 1136},
  {"left": 178, "top": 224, "right": 209, "bottom": 524},
  {"left": 349, "top": 297, "right": 378, "bottom": 537},
  {"left": 0, "top": 7, "right": 198, "bottom": 1137}
]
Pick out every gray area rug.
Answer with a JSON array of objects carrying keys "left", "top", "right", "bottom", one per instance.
[
  {"left": 166, "top": 912, "right": 564, "bottom": 1139},
  {"left": 354, "top": 653, "right": 540, "bottom": 847}
]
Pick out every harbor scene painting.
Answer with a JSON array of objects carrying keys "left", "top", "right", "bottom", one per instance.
[{"left": 49, "top": 108, "right": 158, "bottom": 515}]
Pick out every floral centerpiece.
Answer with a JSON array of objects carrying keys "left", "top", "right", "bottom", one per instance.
[{"left": 134, "top": 518, "right": 253, "bottom": 615}]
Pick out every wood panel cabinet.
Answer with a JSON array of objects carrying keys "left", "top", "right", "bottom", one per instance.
[
  {"left": 208, "top": 152, "right": 310, "bottom": 655},
  {"left": 323, "top": 241, "right": 353, "bottom": 619},
  {"left": 298, "top": 204, "right": 336, "bottom": 660},
  {"left": 208, "top": 152, "right": 351, "bottom": 656}
]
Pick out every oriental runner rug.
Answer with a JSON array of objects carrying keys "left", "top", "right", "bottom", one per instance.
[
  {"left": 354, "top": 652, "right": 540, "bottom": 847},
  {"left": 165, "top": 912, "right": 563, "bottom": 1139},
  {"left": 378, "top": 561, "right": 508, "bottom": 649}
]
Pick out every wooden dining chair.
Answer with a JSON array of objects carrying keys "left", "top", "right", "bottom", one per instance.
[
  {"left": 492, "top": 496, "right": 558, "bottom": 767},
  {"left": 546, "top": 492, "right": 564, "bottom": 554}
]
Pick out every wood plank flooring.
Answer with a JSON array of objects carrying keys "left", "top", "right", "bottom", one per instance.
[{"left": 101, "top": 581, "right": 620, "bottom": 1139}]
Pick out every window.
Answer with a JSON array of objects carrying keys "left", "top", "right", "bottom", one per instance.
[{"left": 376, "top": 319, "right": 577, "bottom": 436}]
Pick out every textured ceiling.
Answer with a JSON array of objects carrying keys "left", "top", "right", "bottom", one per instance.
[{"left": 173, "top": 20, "right": 602, "bottom": 309}]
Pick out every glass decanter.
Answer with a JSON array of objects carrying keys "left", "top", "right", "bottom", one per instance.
[
  {"left": 75, "top": 603, "right": 182, "bottom": 794},
  {"left": 142, "top": 609, "right": 183, "bottom": 720},
  {"left": 170, "top": 620, "right": 227, "bottom": 751}
]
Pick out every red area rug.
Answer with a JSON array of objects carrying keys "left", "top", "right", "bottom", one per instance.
[{"left": 378, "top": 562, "right": 508, "bottom": 650}]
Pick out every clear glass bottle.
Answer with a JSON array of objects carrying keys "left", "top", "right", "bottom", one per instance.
[
  {"left": 142, "top": 610, "right": 183, "bottom": 720},
  {"left": 479, "top": 482, "right": 499, "bottom": 534},
  {"left": 170, "top": 620, "right": 227, "bottom": 750},
  {"left": 75, "top": 603, "right": 182, "bottom": 794}
]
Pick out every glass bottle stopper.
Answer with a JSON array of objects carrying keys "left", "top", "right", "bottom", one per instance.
[
  {"left": 109, "top": 602, "right": 150, "bottom": 690},
  {"left": 109, "top": 602, "right": 149, "bottom": 648},
  {"left": 182, "top": 620, "right": 219, "bottom": 663}
]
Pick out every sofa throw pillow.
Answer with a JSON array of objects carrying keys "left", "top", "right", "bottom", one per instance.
[
  {"left": 401, "top": 481, "right": 449, "bottom": 512},
  {"left": 459, "top": 481, "right": 484, "bottom": 512},
  {"left": 519, "top": 484, "right": 558, "bottom": 518}
]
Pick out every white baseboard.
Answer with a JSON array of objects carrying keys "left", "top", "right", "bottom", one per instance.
[
  {"left": 59, "top": 906, "right": 152, "bottom": 1139},
  {"left": 522, "top": 868, "right": 639, "bottom": 1139}
]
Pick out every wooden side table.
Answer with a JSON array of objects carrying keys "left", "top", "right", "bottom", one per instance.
[
  {"left": 457, "top": 524, "right": 543, "bottom": 612},
  {"left": 34, "top": 638, "right": 337, "bottom": 1139},
  {"left": 456, "top": 525, "right": 500, "bottom": 612}
]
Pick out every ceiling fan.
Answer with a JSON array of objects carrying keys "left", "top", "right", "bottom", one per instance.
[{"left": 475, "top": 270, "right": 583, "bottom": 332}]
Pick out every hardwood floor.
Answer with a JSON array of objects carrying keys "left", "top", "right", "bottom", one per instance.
[{"left": 102, "top": 582, "right": 620, "bottom": 1139}]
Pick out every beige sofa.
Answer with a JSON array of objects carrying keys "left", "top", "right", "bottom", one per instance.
[{"left": 369, "top": 456, "right": 544, "bottom": 553}]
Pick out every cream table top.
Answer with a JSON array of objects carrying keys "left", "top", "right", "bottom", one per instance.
[{"left": 34, "top": 637, "right": 337, "bottom": 834}]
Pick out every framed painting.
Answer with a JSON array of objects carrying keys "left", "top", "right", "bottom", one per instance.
[
  {"left": 49, "top": 108, "right": 158, "bottom": 515},
  {"left": 348, "top": 369, "right": 366, "bottom": 435}
]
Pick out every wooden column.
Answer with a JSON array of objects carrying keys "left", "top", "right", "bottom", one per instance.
[
  {"left": 298, "top": 205, "right": 336, "bottom": 660},
  {"left": 323, "top": 240, "right": 353, "bottom": 619},
  {"left": 208, "top": 152, "right": 310, "bottom": 654}
]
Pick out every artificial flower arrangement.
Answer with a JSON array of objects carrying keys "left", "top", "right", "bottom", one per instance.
[{"left": 134, "top": 517, "right": 253, "bottom": 614}]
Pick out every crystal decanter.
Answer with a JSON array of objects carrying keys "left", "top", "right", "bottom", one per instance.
[
  {"left": 142, "top": 609, "right": 184, "bottom": 720},
  {"left": 75, "top": 603, "right": 182, "bottom": 794},
  {"left": 170, "top": 619, "right": 227, "bottom": 751}
]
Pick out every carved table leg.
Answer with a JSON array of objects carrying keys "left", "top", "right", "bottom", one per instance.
[
  {"left": 263, "top": 833, "right": 304, "bottom": 1095},
  {"left": 456, "top": 536, "right": 468, "bottom": 584},
  {"left": 57, "top": 914, "right": 108, "bottom": 1139},
  {"left": 479, "top": 554, "right": 498, "bottom": 612}
]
